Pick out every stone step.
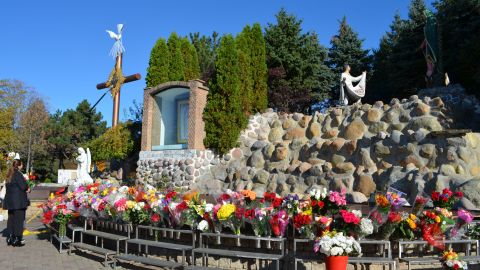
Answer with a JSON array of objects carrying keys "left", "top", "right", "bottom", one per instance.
[{"left": 115, "top": 254, "right": 183, "bottom": 269}]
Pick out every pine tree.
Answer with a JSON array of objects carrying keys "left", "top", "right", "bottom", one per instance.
[
  {"left": 328, "top": 16, "right": 372, "bottom": 95},
  {"left": 435, "top": 0, "right": 480, "bottom": 93},
  {"left": 180, "top": 37, "right": 200, "bottom": 81},
  {"left": 265, "top": 8, "right": 333, "bottom": 113},
  {"left": 145, "top": 38, "right": 170, "bottom": 87},
  {"left": 387, "top": 0, "right": 427, "bottom": 98},
  {"left": 203, "top": 35, "right": 247, "bottom": 154},
  {"left": 189, "top": 32, "right": 219, "bottom": 82},
  {"left": 368, "top": 14, "right": 404, "bottom": 102},
  {"left": 250, "top": 23, "right": 268, "bottom": 113},
  {"left": 167, "top": 32, "right": 185, "bottom": 81},
  {"left": 236, "top": 25, "right": 254, "bottom": 115}
]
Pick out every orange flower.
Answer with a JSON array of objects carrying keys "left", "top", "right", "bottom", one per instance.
[
  {"left": 241, "top": 190, "right": 256, "bottom": 201},
  {"left": 183, "top": 190, "right": 199, "bottom": 201},
  {"left": 375, "top": 194, "right": 390, "bottom": 208},
  {"left": 128, "top": 187, "right": 136, "bottom": 195}
]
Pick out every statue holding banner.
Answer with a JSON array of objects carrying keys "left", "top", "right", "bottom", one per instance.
[{"left": 339, "top": 64, "right": 367, "bottom": 106}]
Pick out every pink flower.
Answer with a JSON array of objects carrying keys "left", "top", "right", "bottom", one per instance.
[
  {"left": 329, "top": 189, "right": 346, "bottom": 206},
  {"left": 458, "top": 209, "right": 473, "bottom": 223}
]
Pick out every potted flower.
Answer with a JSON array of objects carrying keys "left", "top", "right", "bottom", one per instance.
[
  {"left": 441, "top": 249, "right": 468, "bottom": 270},
  {"left": 314, "top": 231, "right": 361, "bottom": 270}
]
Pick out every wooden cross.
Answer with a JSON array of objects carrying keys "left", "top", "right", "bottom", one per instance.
[{"left": 96, "top": 53, "right": 141, "bottom": 127}]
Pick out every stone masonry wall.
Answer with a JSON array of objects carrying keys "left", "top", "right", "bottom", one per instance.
[{"left": 137, "top": 85, "right": 480, "bottom": 210}]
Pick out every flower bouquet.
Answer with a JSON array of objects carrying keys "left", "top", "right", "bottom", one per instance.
[
  {"left": 449, "top": 209, "right": 473, "bottom": 239},
  {"left": 269, "top": 210, "right": 289, "bottom": 237},
  {"left": 293, "top": 213, "right": 314, "bottom": 239},
  {"left": 431, "top": 189, "right": 463, "bottom": 210},
  {"left": 377, "top": 211, "right": 402, "bottom": 240},
  {"left": 244, "top": 207, "right": 270, "bottom": 248},
  {"left": 420, "top": 208, "right": 454, "bottom": 250},
  {"left": 217, "top": 203, "right": 242, "bottom": 245},
  {"left": 411, "top": 191, "right": 430, "bottom": 215},
  {"left": 41, "top": 195, "right": 74, "bottom": 238},
  {"left": 314, "top": 231, "right": 361, "bottom": 270},
  {"left": 394, "top": 213, "right": 418, "bottom": 240},
  {"left": 441, "top": 249, "right": 468, "bottom": 270}
]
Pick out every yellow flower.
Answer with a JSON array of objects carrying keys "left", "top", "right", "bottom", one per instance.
[
  {"left": 126, "top": 200, "right": 136, "bottom": 209},
  {"left": 406, "top": 218, "right": 417, "bottom": 229},
  {"left": 435, "top": 216, "right": 441, "bottom": 223},
  {"left": 302, "top": 207, "right": 312, "bottom": 216},
  {"left": 217, "top": 204, "right": 236, "bottom": 221},
  {"left": 102, "top": 189, "right": 109, "bottom": 196},
  {"left": 409, "top": 214, "right": 417, "bottom": 220}
]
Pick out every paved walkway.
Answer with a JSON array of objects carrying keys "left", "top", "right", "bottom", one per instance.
[{"left": 0, "top": 220, "right": 152, "bottom": 270}]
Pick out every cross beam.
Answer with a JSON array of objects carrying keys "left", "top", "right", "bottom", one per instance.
[{"left": 96, "top": 55, "right": 141, "bottom": 127}]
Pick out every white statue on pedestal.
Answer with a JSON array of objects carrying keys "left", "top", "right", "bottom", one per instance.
[
  {"left": 339, "top": 64, "right": 367, "bottom": 105},
  {"left": 75, "top": 147, "right": 94, "bottom": 186}
]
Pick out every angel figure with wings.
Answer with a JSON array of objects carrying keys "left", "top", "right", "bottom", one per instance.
[{"left": 75, "top": 147, "right": 94, "bottom": 186}]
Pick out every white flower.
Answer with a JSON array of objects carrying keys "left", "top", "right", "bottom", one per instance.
[
  {"left": 197, "top": 220, "right": 209, "bottom": 231},
  {"left": 205, "top": 203, "right": 214, "bottom": 213},
  {"left": 360, "top": 218, "right": 374, "bottom": 235},
  {"left": 119, "top": 186, "right": 128, "bottom": 194},
  {"left": 352, "top": 210, "right": 362, "bottom": 218}
]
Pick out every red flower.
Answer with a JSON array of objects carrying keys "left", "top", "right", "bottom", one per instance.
[
  {"left": 143, "top": 203, "right": 151, "bottom": 211},
  {"left": 165, "top": 191, "right": 177, "bottom": 201},
  {"left": 454, "top": 191, "right": 463, "bottom": 198},
  {"left": 442, "top": 197, "right": 448, "bottom": 202},
  {"left": 235, "top": 207, "right": 245, "bottom": 219},
  {"left": 272, "top": 198, "right": 283, "bottom": 208},
  {"left": 269, "top": 217, "right": 281, "bottom": 236},
  {"left": 263, "top": 192, "right": 276, "bottom": 202},
  {"left": 218, "top": 194, "right": 231, "bottom": 202},
  {"left": 387, "top": 211, "right": 402, "bottom": 223},
  {"left": 442, "top": 188, "right": 453, "bottom": 197},
  {"left": 316, "top": 201, "right": 324, "bottom": 209},
  {"left": 244, "top": 209, "right": 255, "bottom": 220},
  {"left": 431, "top": 191, "right": 440, "bottom": 201},
  {"left": 453, "top": 264, "right": 459, "bottom": 270},
  {"left": 42, "top": 211, "right": 54, "bottom": 224},
  {"left": 151, "top": 213, "right": 160, "bottom": 223},
  {"left": 175, "top": 201, "right": 188, "bottom": 212},
  {"left": 293, "top": 214, "right": 312, "bottom": 229},
  {"left": 57, "top": 204, "right": 67, "bottom": 210},
  {"left": 340, "top": 210, "right": 360, "bottom": 225}
]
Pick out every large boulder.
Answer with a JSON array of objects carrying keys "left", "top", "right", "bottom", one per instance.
[{"left": 344, "top": 118, "right": 366, "bottom": 140}]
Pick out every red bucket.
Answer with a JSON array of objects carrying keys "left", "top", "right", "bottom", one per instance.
[{"left": 325, "top": 255, "right": 348, "bottom": 270}]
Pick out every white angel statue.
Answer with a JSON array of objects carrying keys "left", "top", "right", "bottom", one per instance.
[
  {"left": 339, "top": 64, "right": 366, "bottom": 106},
  {"left": 75, "top": 147, "right": 94, "bottom": 186}
]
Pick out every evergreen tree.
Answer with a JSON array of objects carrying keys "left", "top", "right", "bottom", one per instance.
[
  {"left": 167, "top": 32, "right": 185, "bottom": 81},
  {"left": 435, "top": 0, "right": 480, "bottom": 93},
  {"left": 250, "top": 23, "right": 268, "bottom": 113},
  {"left": 387, "top": 0, "right": 427, "bottom": 97},
  {"left": 368, "top": 14, "right": 404, "bottom": 102},
  {"left": 189, "top": 32, "right": 219, "bottom": 82},
  {"left": 203, "top": 35, "right": 247, "bottom": 154},
  {"left": 265, "top": 8, "right": 333, "bottom": 113},
  {"left": 236, "top": 25, "right": 254, "bottom": 114},
  {"left": 180, "top": 37, "right": 200, "bottom": 81},
  {"left": 145, "top": 38, "right": 170, "bottom": 87},
  {"left": 328, "top": 16, "right": 372, "bottom": 96}
]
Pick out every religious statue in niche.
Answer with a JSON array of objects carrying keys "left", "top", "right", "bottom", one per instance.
[
  {"left": 75, "top": 147, "right": 94, "bottom": 186},
  {"left": 339, "top": 64, "right": 366, "bottom": 106}
]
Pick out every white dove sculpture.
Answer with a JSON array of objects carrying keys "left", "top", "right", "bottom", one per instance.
[{"left": 106, "top": 24, "right": 125, "bottom": 58}]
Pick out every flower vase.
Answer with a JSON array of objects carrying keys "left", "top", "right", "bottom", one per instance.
[
  {"left": 213, "top": 223, "right": 222, "bottom": 245},
  {"left": 266, "top": 236, "right": 271, "bottom": 249},
  {"left": 58, "top": 222, "right": 67, "bottom": 239},
  {"left": 176, "top": 231, "right": 181, "bottom": 240},
  {"left": 326, "top": 256, "right": 348, "bottom": 270}
]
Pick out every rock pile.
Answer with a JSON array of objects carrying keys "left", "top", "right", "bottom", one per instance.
[{"left": 138, "top": 85, "right": 480, "bottom": 210}]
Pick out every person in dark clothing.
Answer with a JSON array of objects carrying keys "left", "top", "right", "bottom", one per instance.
[{"left": 3, "top": 159, "right": 29, "bottom": 247}]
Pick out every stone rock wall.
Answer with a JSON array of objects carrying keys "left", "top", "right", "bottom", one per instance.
[{"left": 137, "top": 85, "right": 480, "bottom": 210}]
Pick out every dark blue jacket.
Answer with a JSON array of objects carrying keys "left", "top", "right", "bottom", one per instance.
[{"left": 3, "top": 170, "right": 29, "bottom": 210}]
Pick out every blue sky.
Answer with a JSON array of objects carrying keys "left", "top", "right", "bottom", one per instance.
[{"left": 0, "top": 0, "right": 434, "bottom": 126}]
